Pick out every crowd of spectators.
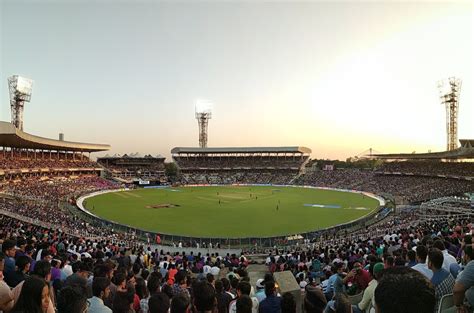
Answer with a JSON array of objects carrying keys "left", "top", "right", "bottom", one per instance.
[
  {"left": 378, "top": 161, "right": 474, "bottom": 178},
  {"left": 295, "top": 169, "right": 473, "bottom": 203},
  {"left": 180, "top": 171, "right": 297, "bottom": 186},
  {"left": 0, "top": 175, "right": 118, "bottom": 202},
  {"left": 0, "top": 152, "right": 98, "bottom": 170}
]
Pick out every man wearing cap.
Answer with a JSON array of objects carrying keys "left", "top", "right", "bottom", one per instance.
[
  {"left": 255, "top": 279, "right": 266, "bottom": 303},
  {"left": 352, "top": 262, "right": 384, "bottom": 313}
]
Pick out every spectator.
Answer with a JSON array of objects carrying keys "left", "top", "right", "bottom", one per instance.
[
  {"left": 229, "top": 281, "right": 259, "bottom": 313},
  {"left": 2, "top": 239, "right": 17, "bottom": 284},
  {"left": 374, "top": 267, "right": 435, "bottom": 313},
  {"left": 0, "top": 252, "right": 14, "bottom": 312},
  {"left": 237, "top": 295, "right": 253, "bottom": 313},
  {"left": 6, "top": 255, "right": 30, "bottom": 288},
  {"left": 171, "top": 294, "right": 191, "bottom": 313},
  {"left": 280, "top": 293, "right": 296, "bottom": 313},
  {"left": 427, "top": 248, "right": 455, "bottom": 312},
  {"left": 193, "top": 280, "right": 216, "bottom": 313},
  {"left": 149, "top": 292, "right": 171, "bottom": 313},
  {"left": 89, "top": 277, "right": 112, "bottom": 313},
  {"left": 57, "top": 285, "right": 88, "bottom": 313},
  {"left": 353, "top": 262, "right": 384, "bottom": 313},
  {"left": 303, "top": 286, "right": 326, "bottom": 313},
  {"left": 11, "top": 276, "right": 50, "bottom": 313},
  {"left": 216, "top": 279, "right": 233, "bottom": 313},
  {"left": 259, "top": 281, "right": 281, "bottom": 313},
  {"left": 412, "top": 245, "right": 433, "bottom": 280},
  {"left": 452, "top": 235, "right": 474, "bottom": 312}
]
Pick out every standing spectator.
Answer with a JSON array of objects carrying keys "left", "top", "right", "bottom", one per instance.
[
  {"left": 2, "top": 239, "right": 17, "bottom": 284},
  {"left": 0, "top": 252, "right": 14, "bottom": 312},
  {"left": 192, "top": 280, "right": 216, "bottom": 313},
  {"left": 237, "top": 295, "right": 253, "bottom": 313},
  {"left": 149, "top": 292, "right": 171, "bottom": 313},
  {"left": 56, "top": 285, "right": 88, "bottom": 313},
  {"left": 171, "top": 294, "right": 191, "bottom": 313},
  {"left": 89, "top": 277, "right": 112, "bottom": 313},
  {"left": 6, "top": 255, "right": 30, "bottom": 288},
  {"left": 229, "top": 281, "right": 258, "bottom": 313},
  {"left": 280, "top": 293, "right": 296, "bottom": 313},
  {"left": 259, "top": 281, "right": 281, "bottom": 313},
  {"left": 11, "top": 276, "right": 50, "bottom": 313},
  {"left": 433, "top": 240, "right": 458, "bottom": 273},
  {"left": 216, "top": 280, "right": 233, "bottom": 313}
]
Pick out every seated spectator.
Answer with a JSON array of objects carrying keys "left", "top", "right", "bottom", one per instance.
[
  {"left": 452, "top": 235, "right": 474, "bottom": 312},
  {"left": 427, "top": 248, "right": 455, "bottom": 312},
  {"left": 374, "top": 267, "right": 435, "bottom": 313},
  {"left": 353, "top": 262, "right": 384, "bottom": 313},
  {"left": 412, "top": 245, "right": 433, "bottom": 280},
  {"left": 325, "top": 293, "right": 352, "bottom": 313}
]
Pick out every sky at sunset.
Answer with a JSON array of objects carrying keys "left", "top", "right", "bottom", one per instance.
[{"left": 1, "top": 0, "right": 472, "bottom": 161}]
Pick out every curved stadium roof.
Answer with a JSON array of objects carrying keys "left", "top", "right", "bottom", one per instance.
[
  {"left": 0, "top": 121, "right": 110, "bottom": 152},
  {"left": 370, "top": 139, "right": 474, "bottom": 159},
  {"left": 171, "top": 146, "right": 312, "bottom": 154}
]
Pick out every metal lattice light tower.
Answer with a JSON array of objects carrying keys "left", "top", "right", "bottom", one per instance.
[
  {"left": 195, "top": 100, "right": 212, "bottom": 148},
  {"left": 438, "top": 77, "right": 461, "bottom": 151},
  {"left": 8, "top": 75, "right": 33, "bottom": 131}
]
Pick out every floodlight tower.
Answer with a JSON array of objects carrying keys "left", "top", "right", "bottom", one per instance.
[
  {"left": 8, "top": 75, "right": 33, "bottom": 131},
  {"left": 438, "top": 77, "right": 462, "bottom": 151},
  {"left": 195, "top": 100, "right": 212, "bottom": 148}
]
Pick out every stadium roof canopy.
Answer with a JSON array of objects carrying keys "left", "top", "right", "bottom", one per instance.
[
  {"left": 100, "top": 153, "right": 165, "bottom": 159},
  {"left": 369, "top": 139, "right": 474, "bottom": 160},
  {"left": 0, "top": 121, "right": 110, "bottom": 152},
  {"left": 171, "top": 146, "right": 312, "bottom": 154}
]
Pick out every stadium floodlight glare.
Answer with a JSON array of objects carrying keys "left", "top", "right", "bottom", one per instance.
[
  {"left": 438, "top": 77, "right": 461, "bottom": 151},
  {"left": 195, "top": 99, "right": 212, "bottom": 148},
  {"left": 8, "top": 75, "right": 34, "bottom": 131}
]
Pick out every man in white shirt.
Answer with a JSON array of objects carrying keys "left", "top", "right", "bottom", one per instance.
[{"left": 89, "top": 277, "right": 112, "bottom": 313}]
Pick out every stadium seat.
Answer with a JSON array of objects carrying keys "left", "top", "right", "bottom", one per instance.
[{"left": 438, "top": 293, "right": 454, "bottom": 313}]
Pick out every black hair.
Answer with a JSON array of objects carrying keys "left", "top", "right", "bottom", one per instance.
[
  {"left": 374, "top": 267, "right": 435, "bottom": 313},
  {"left": 32, "top": 260, "right": 52, "bottom": 279},
  {"left": 264, "top": 281, "right": 275, "bottom": 297},
  {"left": 237, "top": 281, "right": 251, "bottom": 296},
  {"left": 148, "top": 272, "right": 163, "bottom": 295},
  {"left": 113, "top": 286, "right": 136, "bottom": 313},
  {"left": 192, "top": 280, "right": 216, "bottom": 312},
  {"left": 92, "top": 277, "right": 110, "bottom": 298},
  {"left": 135, "top": 277, "right": 149, "bottom": 300},
  {"left": 416, "top": 245, "right": 428, "bottom": 261},
  {"left": 236, "top": 295, "right": 253, "bottom": 313},
  {"left": 149, "top": 292, "right": 171, "bottom": 313},
  {"left": 57, "top": 285, "right": 87, "bottom": 313},
  {"left": 428, "top": 248, "right": 444, "bottom": 270},
  {"left": 15, "top": 255, "right": 31, "bottom": 271},
  {"left": 171, "top": 293, "right": 191, "bottom": 313},
  {"left": 12, "top": 276, "right": 48, "bottom": 313},
  {"left": 281, "top": 292, "right": 296, "bottom": 313}
]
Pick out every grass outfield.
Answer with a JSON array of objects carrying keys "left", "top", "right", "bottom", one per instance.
[{"left": 83, "top": 186, "right": 379, "bottom": 238}]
